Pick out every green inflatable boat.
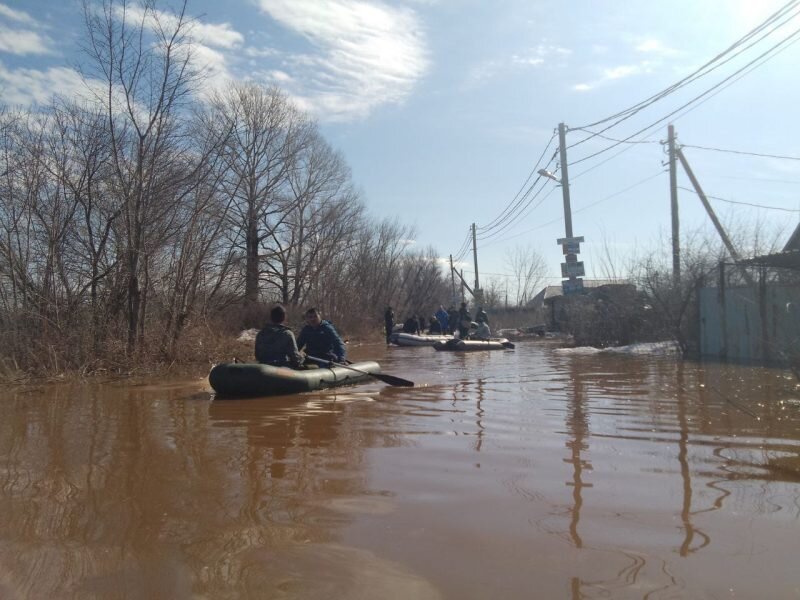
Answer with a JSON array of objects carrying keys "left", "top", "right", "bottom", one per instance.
[{"left": 209, "top": 361, "right": 381, "bottom": 397}]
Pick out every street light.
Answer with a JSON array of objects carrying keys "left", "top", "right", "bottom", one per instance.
[{"left": 538, "top": 168, "right": 561, "bottom": 183}]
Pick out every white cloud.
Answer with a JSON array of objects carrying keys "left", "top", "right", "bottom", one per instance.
[
  {"left": 0, "top": 3, "right": 53, "bottom": 56},
  {"left": 465, "top": 43, "right": 569, "bottom": 89},
  {"left": 190, "top": 21, "right": 244, "bottom": 49},
  {"left": 267, "top": 69, "right": 293, "bottom": 82},
  {"left": 603, "top": 64, "right": 640, "bottom": 80},
  {"left": 0, "top": 3, "right": 37, "bottom": 25},
  {"left": 574, "top": 59, "right": 655, "bottom": 92},
  {"left": 0, "top": 24, "right": 53, "bottom": 55},
  {"left": 0, "top": 62, "right": 86, "bottom": 106},
  {"left": 254, "top": 0, "right": 429, "bottom": 121},
  {"left": 112, "top": 6, "right": 243, "bottom": 99},
  {"left": 122, "top": 5, "right": 244, "bottom": 50},
  {"left": 244, "top": 46, "right": 280, "bottom": 58},
  {"left": 635, "top": 38, "right": 677, "bottom": 57}
]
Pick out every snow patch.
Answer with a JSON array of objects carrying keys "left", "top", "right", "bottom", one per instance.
[
  {"left": 556, "top": 341, "right": 681, "bottom": 356},
  {"left": 237, "top": 328, "right": 259, "bottom": 342}
]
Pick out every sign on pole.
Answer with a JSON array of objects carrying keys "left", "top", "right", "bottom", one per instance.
[
  {"left": 562, "top": 278, "right": 584, "bottom": 294},
  {"left": 561, "top": 261, "right": 585, "bottom": 278}
]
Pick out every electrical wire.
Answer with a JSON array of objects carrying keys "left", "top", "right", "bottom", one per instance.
[
  {"left": 476, "top": 154, "right": 559, "bottom": 242},
  {"left": 677, "top": 185, "right": 800, "bottom": 212},
  {"left": 570, "top": 0, "right": 800, "bottom": 137},
  {"left": 452, "top": 228, "right": 473, "bottom": 263},
  {"left": 478, "top": 132, "right": 557, "bottom": 234},
  {"left": 567, "top": 27, "right": 800, "bottom": 183},
  {"left": 680, "top": 144, "right": 800, "bottom": 161},
  {"left": 568, "top": 22, "right": 800, "bottom": 167},
  {"left": 567, "top": 129, "right": 660, "bottom": 146},
  {"left": 475, "top": 152, "right": 558, "bottom": 241},
  {"left": 480, "top": 170, "right": 666, "bottom": 249}
]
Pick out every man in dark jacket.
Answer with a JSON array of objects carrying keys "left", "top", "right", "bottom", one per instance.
[
  {"left": 476, "top": 306, "right": 489, "bottom": 325},
  {"left": 447, "top": 305, "right": 459, "bottom": 335},
  {"left": 457, "top": 302, "right": 472, "bottom": 339},
  {"left": 427, "top": 315, "right": 442, "bottom": 334},
  {"left": 297, "top": 307, "right": 347, "bottom": 363},
  {"left": 255, "top": 305, "right": 304, "bottom": 368},
  {"left": 402, "top": 315, "right": 420, "bottom": 334},
  {"left": 384, "top": 306, "right": 395, "bottom": 345}
]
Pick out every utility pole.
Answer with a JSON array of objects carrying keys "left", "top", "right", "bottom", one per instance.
[
  {"left": 676, "top": 146, "right": 754, "bottom": 286},
  {"left": 460, "top": 269, "right": 465, "bottom": 302},
  {"left": 449, "top": 254, "right": 456, "bottom": 304},
  {"left": 554, "top": 122, "right": 584, "bottom": 295},
  {"left": 471, "top": 222, "right": 480, "bottom": 303},
  {"left": 558, "top": 123, "right": 573, "bottom": 238},
  {"left": 676, "top": 147, "right": 741, "bottom": 262},
  {"left": 668, "top": 124, "right": 680, "bottom": 284}
]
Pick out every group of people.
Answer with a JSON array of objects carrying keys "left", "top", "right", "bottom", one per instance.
[
  {"left": 255, "top": 305, "right": 346, "bottom": 368},
  {"left": 384, "top": 302, "right": 492, "bottom": 343}
]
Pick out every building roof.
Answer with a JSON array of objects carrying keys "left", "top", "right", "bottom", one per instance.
[
  {"left": 783, "top": 222, "right": 800, "bottom": 252},
  {"left": 739, "top": 249, "right": 800, "bottom": 270},
  {"left": 530, "top": 279, "right": 631, "bottom": 305}
]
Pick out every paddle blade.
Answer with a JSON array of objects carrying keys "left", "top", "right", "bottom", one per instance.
[
  {"left": 373, "top": 372, "right": 414, "bottom": 387},
  {"left": 502, "top": 341, "right": 516, "bottom": 349}
]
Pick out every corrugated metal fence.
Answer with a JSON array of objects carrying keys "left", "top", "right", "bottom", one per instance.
[{"left": 700, "top": 282, "right": 800, "bottom": 363}]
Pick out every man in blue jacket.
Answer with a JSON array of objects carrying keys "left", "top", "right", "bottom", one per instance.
[
  {"left": 297, "top": 307, "right": 347, "bottom": 363},
  {"left": 435, "top": 305, "right": 449, "bottom": 334}
]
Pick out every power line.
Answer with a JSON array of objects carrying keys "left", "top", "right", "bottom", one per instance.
[
  {"left": 570, "top": 129, "right": 660, "bottom": 145},
  {"left": 575, "top": 170, "right": 667, "bottom": 213},
  {"left": 481, "top": 170, "right": 665, "bottom": 249},
  {"left": 479, "top": 187, "right": 559, "bottom": 249},
  {"left": 680, "top": 144, "right": 800, "bottom": 161},
  {"left": 452, "top": 229, "right": 473, "bottom": 263},
  {"left": 478, "top": 133, "right": 557, "bottom": 234},
  {"left": 677, "top": 185, "right": 800, "bottom": 212},
  {"left": 478, "top": 151, "right": 558, "bottom": 241},
  {"left": 568, "top": 22, "right": 800, "bottom": 167},
  {"left": 570, "top": 0, "right": 800, "bottom": 139}
]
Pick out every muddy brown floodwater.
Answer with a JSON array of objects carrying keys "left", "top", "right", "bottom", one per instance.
[{"left": 1, "top": 340, "right": 800, "bottom": 599}]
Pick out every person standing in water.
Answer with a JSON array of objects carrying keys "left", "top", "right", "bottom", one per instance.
[{"left": 384, "top": 306, "right": 395, "bottom": 345}]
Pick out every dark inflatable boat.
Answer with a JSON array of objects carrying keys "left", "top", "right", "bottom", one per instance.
[{"left": 209, "top": 361, "right": 381, "bottom": 397}]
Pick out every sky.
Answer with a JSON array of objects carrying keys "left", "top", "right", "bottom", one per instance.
[{"left": 2, "top": 0, "right": 800, "bottom": 296}]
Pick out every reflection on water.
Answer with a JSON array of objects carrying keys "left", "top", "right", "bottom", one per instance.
[{"left": 1, "top": 343, "right": 799, "bottom": 598}]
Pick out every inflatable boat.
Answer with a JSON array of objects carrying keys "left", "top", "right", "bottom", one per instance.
[
  {"left": 433, "top": 338, "right": 514, "bottom": 352},
  {"left": 209, "top": 361, "right": 381, "bottom": 397},
  {"left": 389, "top": 332, "right": 452, "bottom": 346}
]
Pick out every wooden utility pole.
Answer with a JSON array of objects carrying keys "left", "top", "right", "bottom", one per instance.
[
  {"left": 472, "top": 223, "right": 480, "bottom": 295},
  {"left": 449, "top": 254, "right": 456, "bottom": 302},
  {"left": 555, "top": 122, "right": 585, "bottom": 295},
  {"left": 668, "top": 124, "right": 680, "bottom": 284},
  {"left": 558, "top": 123, "right": 573, "bottom": 238},
  {"left": 676, "top": 147, "right": 755, "bottom": 286},
  {"left": 676, "top": 147, "right": 741, "bottom": 262}
]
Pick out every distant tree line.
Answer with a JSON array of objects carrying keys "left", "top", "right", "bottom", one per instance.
[{"left": 0, "top": 0, "right": 449, "bottom": 374}]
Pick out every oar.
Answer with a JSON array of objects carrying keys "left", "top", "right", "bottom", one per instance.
[
  {"left": 306, "top": 356, "right": 414, "bottom": 387},
  {"left": 470, "top": 338, "right": 516, "bottom": 349}
]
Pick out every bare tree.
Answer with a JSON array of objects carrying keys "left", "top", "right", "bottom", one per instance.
[
  {"left": 79, "top": 0, "right": 202, "bottom": 354},
  {"left": 506, "top": 244, "right": 547, "bottom": 306},
  {"left": 265, "top": 131, "right": 363, "bottom": 307},
  {"left": 209, "top": 83, "right": 311, "bottom": 315}
]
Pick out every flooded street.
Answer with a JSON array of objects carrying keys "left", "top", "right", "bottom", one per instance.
[{"left": 1, "top": 341, "right": 800, "bottom": 599}]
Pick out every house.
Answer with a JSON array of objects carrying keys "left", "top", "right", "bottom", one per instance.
[{"left": 529, "top": 279, "right": 635, "bottom": 332}]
